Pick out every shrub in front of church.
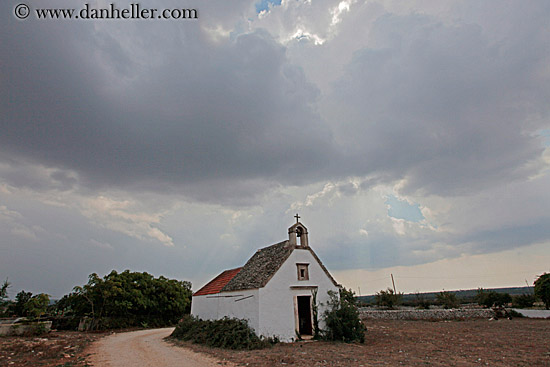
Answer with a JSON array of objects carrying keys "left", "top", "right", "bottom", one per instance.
[
  {"left": 322, "top": 288, "right": 365, "bottom": 343},
  {"left": 171, "top": 315, "right": 278, "bottom": 349}
]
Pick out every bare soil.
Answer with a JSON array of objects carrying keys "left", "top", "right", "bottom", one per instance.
[
  {"left": 0, "top": 329, "right": 106, "bottom": 366},
  {"left": 174, "top": 318, "right": 550, "bottom": 366},
  {"left": 1, "top": 319, "right": 548, "bottom": 366}
]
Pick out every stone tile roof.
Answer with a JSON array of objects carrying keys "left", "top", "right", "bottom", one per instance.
[
  {"left": 222, "top": 240, "right": 293, "bottom": 292},
  {"left": 193, "top": 267, "right": 242, "bottom": 296}
]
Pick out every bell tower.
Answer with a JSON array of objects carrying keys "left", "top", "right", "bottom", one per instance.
[{"left": 288, "top": 214, "right": 309, "bottom": 248}]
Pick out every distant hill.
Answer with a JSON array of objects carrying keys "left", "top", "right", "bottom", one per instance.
[{"left": 357, "top": 286, "right": 534, "bottom": 305}]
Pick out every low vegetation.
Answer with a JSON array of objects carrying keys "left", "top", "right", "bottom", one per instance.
[
  {"left": 475, "top": 288, "right": 512, "bottom": 308},
  {"left": 436, "top": 291, "right": 460, "bottom": 309},
  {"left": 374, "top": 288, "right": 403, "bottom": 309},
  {"left": 171, "top": 315, "right": 277, "bottom": 349},
  {"left": 322, "top": 288, "right": 365, "bottom": 343}
]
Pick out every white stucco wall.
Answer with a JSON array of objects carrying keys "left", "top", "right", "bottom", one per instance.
[
  {"left": 191, "top": 288, "right": 259, "bottom": 331},
  {"left": 258, "top": 248, "right": 339, "bottom": 342}
]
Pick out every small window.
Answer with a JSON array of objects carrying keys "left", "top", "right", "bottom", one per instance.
[{"left": 297, "top": 264, "right": 309, "bottom": 281}]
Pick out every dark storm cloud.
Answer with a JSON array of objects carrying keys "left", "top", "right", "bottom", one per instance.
[
  {"left": 1, "top": 1, "right": 549, "bottom": 202},
  {"left": 324, "top": 8, "right": 550, "bottom": 196},
  {"left": 1, "top": 2, "right": 332, "bottom": 200}
]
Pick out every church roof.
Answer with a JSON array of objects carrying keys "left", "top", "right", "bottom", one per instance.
[
  {"left": 193, "top": 267, "right": 242, "bottom": 296},
  {"left": 222, "top": 240, "right": 293, "bottom": 292}
]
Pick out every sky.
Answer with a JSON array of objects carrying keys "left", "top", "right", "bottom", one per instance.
[{"left": 1, "top": 0, "right": 549, "bottom": 299}]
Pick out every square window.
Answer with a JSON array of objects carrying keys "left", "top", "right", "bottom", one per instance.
[{"left": 297, "top": 264, "right": 309, "bottom": 281}]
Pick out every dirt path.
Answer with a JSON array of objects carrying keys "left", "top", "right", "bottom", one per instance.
[{"left": 87, "top": 328, "right": 233, "bottom": 367}]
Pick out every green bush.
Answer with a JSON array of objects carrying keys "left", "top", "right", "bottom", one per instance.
[
  {"left": 171, "top": 315, "right": 277, "bottom": 350},
  {"left": 512, "top": 294, "right": 535, "bottom": 308},
  {"left": 475, "top": 289, "right": 512, "bottom": 308},
  {"left": 507, "top": 309, "right": 524, "bottom": 318},
  {"left": 436, "top": 291, "right": 460, "bottom": 309},
  {"left": 322, "top": 288, "right": 365, "bottom": 343},
  {"left": 375, "top": 288, "right": 403, "bottom": 309},
  {"left": 414, "top": 292, "right": 431, "bottom": 309}
]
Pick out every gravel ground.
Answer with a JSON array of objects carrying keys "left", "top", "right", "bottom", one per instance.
[
  {"left": 2, "top": 318, "right": 548, "bottom": 366},
  {"left": 175, "top": 318, "right": 550, "bottom": 366}
]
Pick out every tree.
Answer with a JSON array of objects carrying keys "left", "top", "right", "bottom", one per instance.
[
  {"left": 14, "top": 290, "right": 33, "bottom": 316},
  {"left": 512, "top": 293, "right": 535, "bottom": 308},
  {"left": 0, "top": 279, "right": 10, "bottom": 316},
  {"left": 322, "top": 288, "right": 365, "bottom": 343},
  {"left": 375, "top": 288, "right": 403, "bottom": 309},
  {"left": 475, "top": 289, "right": 512, "bottom": 308},
  {"left": 534, "top": 273, "right": 550, "bottom": 309},
  {"left": 0, "top": 279, "right": 9, "bottom": 303},
  {"left": 13, "top": 290, "right": 50, "bottom": 318},
  {"left": 56, "top": 270, "right": 192, "bottom": 329},
  {"left": 25, "top": 293, "right": 50, "bottom": 318},
  {"left": 436, "top": 291, "right": 460, "bottom": 309}
]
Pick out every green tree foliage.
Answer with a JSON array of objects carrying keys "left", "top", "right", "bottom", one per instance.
[
  {"left": 0, "top": 279, "right": 9, "bottom": 302},
  {"left": 414, "top": 292, "right": 431, "bottom": 309},
  {"left": 0, "top": 279, "right": 10, "bottom": 317},
  {"left": 534, "top": 273, "right": 550, "bottom": 309},
  {"left": 512, "top": 293, "right": 535, "bottom": 308},
  {"left": 322, "top": 288, "right": 365, "bottom": 343},
  {"left": 55, "top": 270, "right": 192, "bottom": 328},
  {"left": 25, "top": 293, "right": 50, "bottom": 319},
  {"left": 12, "top": 290, "right": 50, "bottom": 318},
  {"left": 14, "top": 290, "right": 33, "bottom": 316},
  {"left": 436, "top": 291, "right": 460, "bottom": 309},
  {"left": 375, "top": 288, "right": 403, "bottom": 309},
  {"left": 474, "top": 289, "right": 512, "bottom": 308}
]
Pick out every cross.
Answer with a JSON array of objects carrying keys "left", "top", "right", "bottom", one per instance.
[{"left": 294, "top": 213, "right": 300, "bottom": 223}]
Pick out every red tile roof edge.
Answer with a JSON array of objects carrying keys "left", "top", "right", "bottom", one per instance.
[{"left": 193, "top": 267, "right": 243, "bottom": 296}]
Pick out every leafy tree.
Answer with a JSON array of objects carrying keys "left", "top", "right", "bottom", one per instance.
[
  {"left": 375, "top": 288, "right": 403, "bottom": 309},
  {"left": 14, "top": 290, "right": 33, "bottom": 316},
  {"left": 322, "top": 288, "right": 365, "bottom": 343},
  {"left": 512, "top": 293, "right": 535, "bottom": 309},
  {"left": 11, "top": 290, "right": 50, "bottom": 318},
  {"left": 25, "top": 293, "right": 50, "bottom": 318},
  {"left": 436, "top": 291, "right": 460, "bottom": 309},
  {"left": 56, "top": 270, "right": 192, "bottom": 329},
  {"left": 414, "top": 292, "right": 431, "bottom": 309},
  {"left": 474, "top": 289, "right": 511, "bottom": 308},
  {"left": 0, "top": 279, "right": 10, "bottom": 316},
  {"left": 534, "top": 273, "right": 550, "bottom": 309}
]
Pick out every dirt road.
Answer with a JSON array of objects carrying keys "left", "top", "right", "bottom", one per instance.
[{"left": 87, "top": 328, "right": 233, "bottom": 367}]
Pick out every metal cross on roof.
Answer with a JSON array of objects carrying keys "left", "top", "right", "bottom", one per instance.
[{"left": 294, "top": 213, "right": 300, "bottom": 223}]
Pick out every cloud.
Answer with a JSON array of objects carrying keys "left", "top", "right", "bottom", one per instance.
[
  {"left": 1, "top": 4, "right": 332, "bottom": 203},
  {"left": 1, "top": 0, "right": 550, "bottom": 297},
  {"left": 322, "top": 8, "right": 550, "bottom": 196}
]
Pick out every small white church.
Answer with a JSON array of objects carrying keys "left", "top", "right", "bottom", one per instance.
[{"left": 191, "top": 217, "right": 340, "bottom": 342}]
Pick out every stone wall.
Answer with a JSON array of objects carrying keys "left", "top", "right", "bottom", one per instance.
[
  {"left": 0, "top": 321, "right": 52, "bottom": 336},
  {"left": 360, "top": 308, "right": 494, "bottom": 321}
]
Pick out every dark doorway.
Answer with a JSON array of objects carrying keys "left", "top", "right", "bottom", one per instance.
[{"left": 297, "top": 295, "right": 312, "bottom": 335}]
